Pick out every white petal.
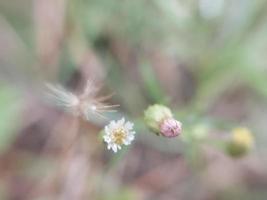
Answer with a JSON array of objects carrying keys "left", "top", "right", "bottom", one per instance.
[
  {"left": 123, "top": 139, "right": 131, "bottom": 145},
  {"left": 118, "top": 118, "right": 125, "bottom": 126},
  {"left": 130, "top": 131, "right": 136, "bottom": 135},
  {"left": 110, "top": 121, "right": 116, "bottom": 129},
  {"left": 112, "top": 145, "right": 118, "bottom": 153},
  {"left": 103, "top": 136, "right": 111, "bottom": 143},
  {"left": 125, "top": 121, "right": 134, "bottom": 130},
  {"left": 127, "top": 134, "right": 135, "bottom": 141},
  {"left": 105, "top": 126, "right": 110, "bottom": 134}
]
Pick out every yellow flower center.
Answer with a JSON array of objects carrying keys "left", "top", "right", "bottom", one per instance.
[{"left": 112, "top": 128, "right": 126, "bottom": 145}]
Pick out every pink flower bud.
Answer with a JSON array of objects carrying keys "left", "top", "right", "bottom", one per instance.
[{"left": 160, "top": 118, "right": 182, "bottom": 138}]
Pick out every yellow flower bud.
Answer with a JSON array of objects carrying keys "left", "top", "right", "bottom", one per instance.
[{"left": 227, "top": 127, "right": 254, "bottom": 158}]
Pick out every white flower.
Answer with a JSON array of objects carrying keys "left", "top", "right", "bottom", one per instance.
[{"left": 103, "top": 118, "right": 135, "bottom": 153}]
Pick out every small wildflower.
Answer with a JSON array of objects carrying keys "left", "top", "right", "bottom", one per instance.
[
  {"left": 226, "top": 127, "right": 254, "bottom": 158},
  {"left": 103, "top": 118, "right": 135, "bottom": 153},
  {"left": 45, "top": 81, "right": 119, "bottom": 121},
  {"left": 144, "top": 104, "right": 182, "bottom": 137}
]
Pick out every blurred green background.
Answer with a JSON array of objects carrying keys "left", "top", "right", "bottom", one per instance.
[{"left": 1, "top": 0, "right": 267, "bottom": 199}]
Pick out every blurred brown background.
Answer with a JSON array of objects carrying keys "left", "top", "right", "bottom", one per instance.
[{"left": 1, "top": 0, "right": 267, "bottom": 199}]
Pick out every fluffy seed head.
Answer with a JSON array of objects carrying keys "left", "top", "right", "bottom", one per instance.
[{"left": 45, "top": 81, "right": 119, "bottom": 122}]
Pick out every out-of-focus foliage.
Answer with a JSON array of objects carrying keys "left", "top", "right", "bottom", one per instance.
[{"left": 0, "top": 84, "right": 21, "bottom": 152}]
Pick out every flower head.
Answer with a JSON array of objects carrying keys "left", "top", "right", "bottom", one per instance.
[
  {"left": 160, "top": 118, "right": 182, "bottom": 138},
  {"left": 103, "top": 118, "right": 135, "bottom": 153},
  {"left": 144, "top": 104, "right": 173, "bottom": 135},
  {"left": 144, "top": 104, "right": 182, "bottom": 137}
]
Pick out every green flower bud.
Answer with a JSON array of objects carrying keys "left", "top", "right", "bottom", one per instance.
[{"left": 144, "top": 104, "right": 173, "bottom": 135}]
